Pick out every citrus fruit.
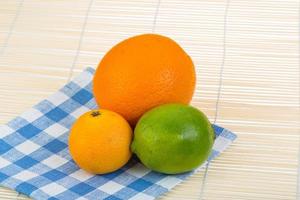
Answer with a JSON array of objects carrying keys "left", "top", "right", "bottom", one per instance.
[
  {"left": 93, "top": 34, "right": 196, "bottom": 125},
  {"left": 131, "top": 104, "right": 214, "bottom": 174},
  {"left": 69, "top": 109, "right": 133, "bottom": 174}
]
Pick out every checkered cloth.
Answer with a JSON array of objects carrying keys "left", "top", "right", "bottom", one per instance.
[{"left": 0, "top": 68, "right": 236, "bottom": 200}]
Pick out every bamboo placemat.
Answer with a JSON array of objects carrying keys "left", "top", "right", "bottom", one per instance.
[{"left": 0, "top": 0, "right": 299, "bottom": 199}]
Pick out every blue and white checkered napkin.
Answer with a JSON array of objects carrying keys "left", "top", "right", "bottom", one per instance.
[{"left": 0, "top": 67, "right": 236, "bottom": 200}]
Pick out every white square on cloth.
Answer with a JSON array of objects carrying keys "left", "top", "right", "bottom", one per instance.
[
  {"left": 69, "top": 169, "right": 94, "bottom": 182},
  {"left": 42, "top": 154, "right": 69, "bottom": 169},
  {"left": 20, "top": 108, "right": 44, "bottom": 123},
  {"left": 99, "top": 181, "right": 124, "bottom": 194},
  {"left": 47, "top": 91, "right": 69, "bottom": 106},
  {"left": 0, "top": 125, "right": 14, "bottom": 137},
  {"left": 44, "top": 124, "right": 68, "bottom": 138},
  {"left": 15, "top": 140, "right": 40, "bottom": 154},
  {"left": 156, "top": 176, "right": 182, "bottom": 190},
  {"left": 0, "top": 157, "right": 11, "bottom": 168},
  {"left": 41, "top": 182, "right": 67, "bottom": 196},
  {"left": 126, "top": 163, "right": 150, "bottom": 178},
  {"left": 131, "top": 193, "right": 154, "bottom": 200},
  {"left": 13, "top": 171, "right": 37, "bottom": 181}
]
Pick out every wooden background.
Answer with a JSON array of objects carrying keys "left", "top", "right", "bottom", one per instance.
[{"left": 0, "top": 0, "right": 299, "bottom": 199}]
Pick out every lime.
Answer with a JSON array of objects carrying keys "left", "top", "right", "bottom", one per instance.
[{"left": 131, "top": 104, "right": 214, "bottom": 174}]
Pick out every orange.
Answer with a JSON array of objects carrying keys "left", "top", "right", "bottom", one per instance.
[
  {"left": 93, "top": 34, "right": 196, "bottom": 126},
  {"left": 69, "top": 109, "right": 133, "bottom": 174}
]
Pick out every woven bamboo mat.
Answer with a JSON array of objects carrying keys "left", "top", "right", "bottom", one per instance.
[{"left": 0, "top": 0, "right": 299, "bottom": 199}]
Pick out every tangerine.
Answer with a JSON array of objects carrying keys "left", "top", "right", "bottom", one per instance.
[{"left": 69, "top": 109, "right": 133, "bottom": 174}]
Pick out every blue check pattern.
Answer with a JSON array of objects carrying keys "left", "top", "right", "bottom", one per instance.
[{"left": 0, "top": 68, "right": 236, "bottom": 200}]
